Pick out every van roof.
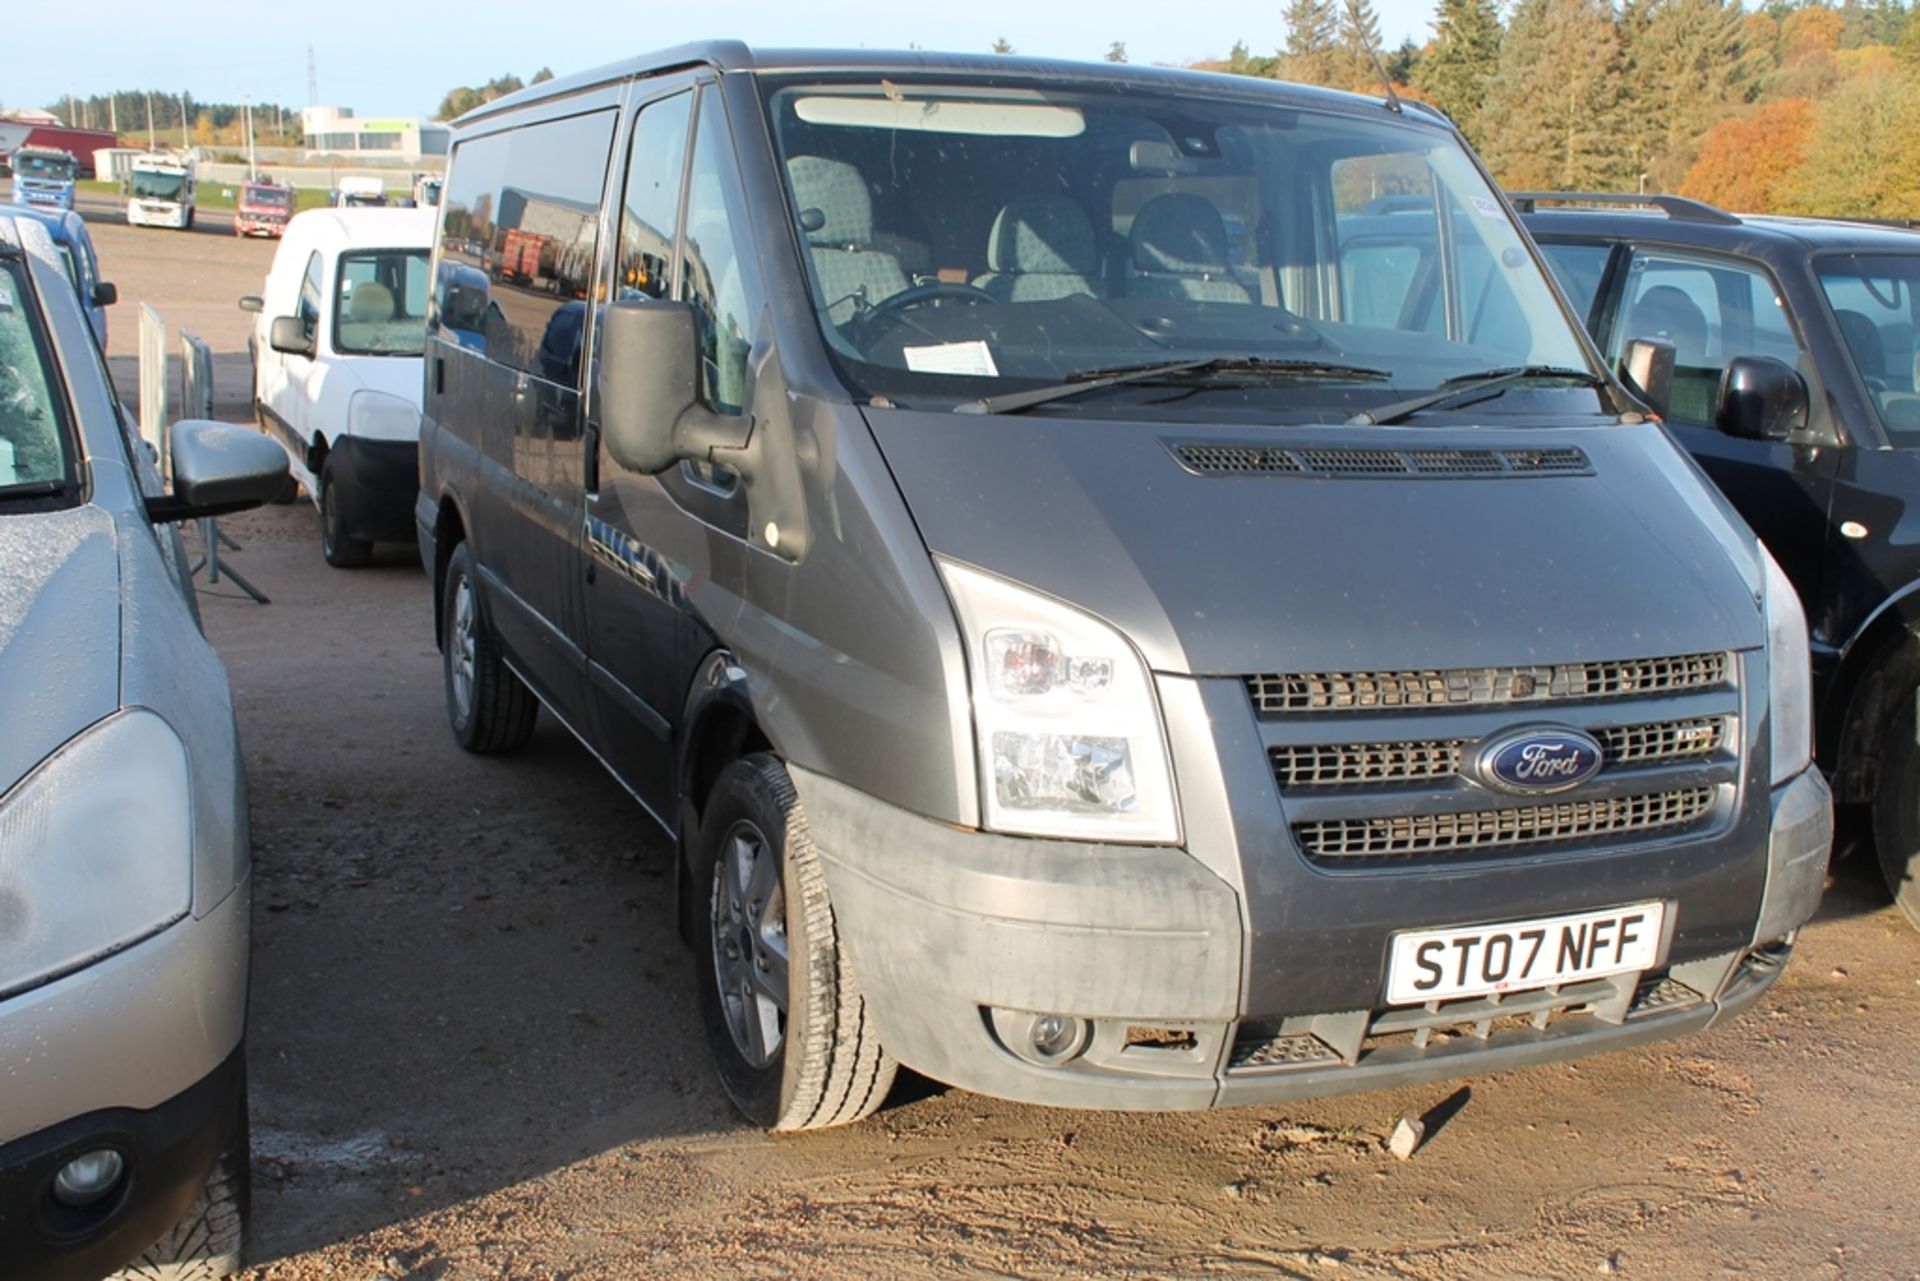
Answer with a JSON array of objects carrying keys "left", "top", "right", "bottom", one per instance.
[
  {"left": 281, "top": 205, "right": 437, "bottom": 247},
  {"left": 460, "top": 41, "right": 1448, "bottom": 131}
]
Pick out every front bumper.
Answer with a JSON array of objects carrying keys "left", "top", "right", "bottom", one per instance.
[
  {"left": 0, "top": 879, "right": 249, "bottom": 1279},
  {"left": 794, "top": 766, "right": 1831, "bottom": 1112},
  {"left": 327, "top": 436, "right": 420, "bottom": 544}
]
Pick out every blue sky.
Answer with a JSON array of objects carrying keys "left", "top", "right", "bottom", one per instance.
[{"left": 7, "top": 0, "right": 1446, "bottom": 120}]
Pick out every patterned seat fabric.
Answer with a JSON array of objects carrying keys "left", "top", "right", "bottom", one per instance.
[
  {"left": 973, "top": 195, "right": 1099, "bottom": 302},
  {"left": 1127, "top": 193, "right": 1253, "bottom": 304},
  {"left": 1629, "top": 285, "right": 1716, "bottom": 422},
  {"left": 786, "top": 155, "right": 909, "bottom": 324}
]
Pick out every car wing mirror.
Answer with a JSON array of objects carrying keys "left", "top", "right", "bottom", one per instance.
[
  {"left": 238, "top": 294, "right": 263, "bottom": 313},
  {"left": 1716, "top": 355, "right": 1808, "bottom": 442},
  {"left": 145, "top": 421, "right": 291, "bottom": 524},
  {"left": 269, "top": 314, "right": 313, "bottom": 357},
  {"left": 92, "top": 281, "right": 118, "bottom": 307},
  {"left": 1619, "top": 337, "right": 1675, "bottom": 417}
]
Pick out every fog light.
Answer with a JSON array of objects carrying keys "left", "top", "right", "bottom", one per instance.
[{"left": 52, "top": 1149, "right": 125, "bottom": 1207}]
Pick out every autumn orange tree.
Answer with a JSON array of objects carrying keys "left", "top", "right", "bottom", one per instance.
[{"left": 1679, "top": 98, "right": 1814, "bottom": 211}]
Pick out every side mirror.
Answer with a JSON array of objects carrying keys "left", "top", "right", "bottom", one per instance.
[
  {"left": 92, "top": 281, "right": 118, "bottom": 307},
  {"left": 238, "top": 294, "right": 263, "bottom": 313},
  {"left": 1619, "top": 337, "right": 1675, "bottom": 417},
  {"left": 1716, "top": 355, "right": 1808, "bottom": 442},
  {"left": 599, "top": 300, "right": 746, "bottom": 474},
  {"left": 269, "top": 315, "right": 313, "bottom": 357},
  {"left": 146, "top": 421, "right": 291, "bottom": 523}
]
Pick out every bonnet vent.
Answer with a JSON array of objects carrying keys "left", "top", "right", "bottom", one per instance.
[{"left": 1170, "top": 442, "right": 1592, "bottom": 478}]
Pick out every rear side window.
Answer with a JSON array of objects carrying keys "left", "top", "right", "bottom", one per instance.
[
  {"left": 0, "top": 259, "right": 74, "bottom": 495},
  {"left": 437, "top": 109, "right": 618, "bottom": 379}
]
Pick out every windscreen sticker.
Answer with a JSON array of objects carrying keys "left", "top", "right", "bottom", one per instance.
[
  {"left": 1472, "top": 195, "right": 1505, "bottom": 219},
  {"left": 903, "top": 340, "right": 999, "bottom": 378}
]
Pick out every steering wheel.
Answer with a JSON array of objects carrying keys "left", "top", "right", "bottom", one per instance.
[{"left": 858, "top": 281, "right": 996, "bottom": 327}]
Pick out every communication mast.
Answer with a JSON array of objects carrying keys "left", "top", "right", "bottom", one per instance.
[{"left": 307, "top": 43, "right": 319, "bottom": 108}]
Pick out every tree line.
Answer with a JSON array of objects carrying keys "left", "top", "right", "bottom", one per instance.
[{"left": 1207, "top": 0, "right": 1920, "bottom": 218}]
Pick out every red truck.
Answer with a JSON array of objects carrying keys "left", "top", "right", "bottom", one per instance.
[
  {"left": 495, "top": 227, "right": 549, "bottom": 286},
  {"left": 234, "top": 179, "right": 295, "bottom": 237},
  {"left": 0, "top": 119, "right": 119, "bottom": 178}
]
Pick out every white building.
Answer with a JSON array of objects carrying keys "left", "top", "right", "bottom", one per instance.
[{"left": 300, "top": 106, "right": 450, "bottom": 163}]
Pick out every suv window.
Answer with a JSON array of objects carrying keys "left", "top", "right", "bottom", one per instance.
[
  {"left": 1816, "top": 253, "right": 1920, "bottom": 441},
  {"left": 437, "top": 110, "right": 618, "bottom": 378},
  {"left": 0, "top": 259, "right": 75, "bottom": 494},
  {"left": 1538, "top": 241, "right": 1611, "bottom": 325},
  {"left": 1608, "top": 250, "right": 1806, "bottom": 424}
]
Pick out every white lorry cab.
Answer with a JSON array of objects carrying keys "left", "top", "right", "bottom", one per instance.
[
  {"left": 127, "top": 153, "right": 197, "bottom": 230},
  {"left": 242, "top": 206, "right": 434, "bottom": 566},
  {"left": 332, "top": 175, "right": 388, "bottom": 208}
]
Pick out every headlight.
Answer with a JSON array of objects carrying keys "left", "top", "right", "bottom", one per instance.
[
  {"left": 346, "top": 390, "right": 421, "bottom": 442},
  {"left": 1760, "top": 546, "right": 1812, "bottom": 785},
  {"left": 0, "top": 711, "right": 192, "bottom": 999},
  {"left": 939, "top": 559, "right": 1179, "bottom": 843}
]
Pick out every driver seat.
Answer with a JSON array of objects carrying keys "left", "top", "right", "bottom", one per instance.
[{"left": 786, "top": 156, "right": 909, "bottom": 324}]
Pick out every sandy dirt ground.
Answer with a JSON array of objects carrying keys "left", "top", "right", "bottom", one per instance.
[{"left": 79, "top": 215, "right": 1920, "bottom": 1281}]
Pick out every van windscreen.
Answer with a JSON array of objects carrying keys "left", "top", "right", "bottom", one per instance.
[{"left": 760, "top": 75, "right": 1597, "bottom": 417}]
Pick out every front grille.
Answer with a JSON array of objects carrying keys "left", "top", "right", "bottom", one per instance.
[
  {"left": 1294, "top": 787, "right": 1716, "bottom": 863},
  {"left": 1171, "top": 442, "right": 1593, "bottom": 479},
  {"left": 1248, "top": 652, "right": 1729, "bottom": 715},
  {"left": 1270, "top": 716, "right": 1725, "bottom": 790}
]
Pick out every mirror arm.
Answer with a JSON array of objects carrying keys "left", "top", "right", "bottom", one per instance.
[{"left": 673, "top": 405, "right": 755, "bottom": 461}]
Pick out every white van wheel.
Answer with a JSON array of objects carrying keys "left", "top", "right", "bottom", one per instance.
[
  {"left": 318, "top": 455, "right": 372, "bottom": 568},
  {"left": 694, "top": 755, "right": 895, "bottom": 1130}
]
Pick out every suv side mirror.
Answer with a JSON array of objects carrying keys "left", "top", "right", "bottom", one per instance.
[
  {"left": 146, "top": 421, "right": 291, "bottom": 523},
  {"left": 92, "top": 281, "right": 118, "bottom": 307},
  {"left": 1619, "top": 337, "right": 1675, "bottom": 416},
  {"left": 269, "top": 315, "right": 314, "bottom": 357},
  {"left": 1716, "top": 355, "right": 1807, "bottom": 442},
  {"left": 598, "top": 300, "right": 747, "bottom": 475},
  {"left": 238, "top": 294, "right": 263, "bottom": 313}
]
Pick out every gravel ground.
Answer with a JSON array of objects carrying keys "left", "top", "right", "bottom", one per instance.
[{"left": 78, "top": 213, "right": 1920, "bottom": 1281}]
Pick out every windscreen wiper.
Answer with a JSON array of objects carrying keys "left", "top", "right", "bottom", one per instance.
[
  {"left": 1347, "top": 365, "right": 1608, "bottom": 426},
  {"left": 956, "top": 356, "right": 1392, "bottom": 416}
]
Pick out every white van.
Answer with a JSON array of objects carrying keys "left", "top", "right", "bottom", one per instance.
[{"left": 242, "top": 206, "right": 434, "bottom": 566}]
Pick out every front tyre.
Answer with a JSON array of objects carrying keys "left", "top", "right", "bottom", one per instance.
[
  {"left": 110, "top": 1100, "right": 248, "bottom": 1279},
  {"left": 693, "top": 755, "right": 895, "bottom": 1130},
  {"left": 441, "top": 541, "right": 538, "bottom": 753},
  {"left": 1871, "top": 686, "right": 1920, "bottom": 930},
  {"left": 318, "top": 454, "right": 372, "bottom": 568}
]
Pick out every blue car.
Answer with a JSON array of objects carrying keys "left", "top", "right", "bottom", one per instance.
[{"left": 10, "top": 206, "right": 114, "bottom": 350}]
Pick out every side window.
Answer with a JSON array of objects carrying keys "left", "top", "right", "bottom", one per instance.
[
  {"left": 297, "top": 251, "right": 323, "bottom": 337},
  {"left": 433, "top": 110, "right": 617, "bottom": 378},
  {"left": 683, "top": 89, "right": 765, "bottom": 419},
  {"left": 615, "top": 92, "right": 692, "bottom": 302},
  {"left": 1539, "top": 242, "right": 1612, "bottom": 328},
  {"left": 1610, "top": 251, "right": 1806, "bottom": 425},
  {"left": 1332, "top": 155, "right": 1439, "bottom": 334}
]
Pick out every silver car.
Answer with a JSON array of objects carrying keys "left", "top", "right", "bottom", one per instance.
[{"left": 0, "top": 212, "right": 287, "bottom": 1278}]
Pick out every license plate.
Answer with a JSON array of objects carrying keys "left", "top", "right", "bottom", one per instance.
[{"left": 1385, "top": 902, "right": 1665, "bottom": 1005}]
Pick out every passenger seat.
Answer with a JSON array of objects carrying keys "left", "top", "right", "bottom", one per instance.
[
  {"left": 973, "top": 195, "right": 1099, "bottom": 302},
  {"left": 1126, "top": 194, "right": 1252, "bottom": 304},
  {"left": 785, "top": 156, "right": 909, "bottom": 324}
]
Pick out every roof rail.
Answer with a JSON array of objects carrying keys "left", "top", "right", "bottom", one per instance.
[{"left": 1505, "top": 191, "right": 1741, "bottom": 226}]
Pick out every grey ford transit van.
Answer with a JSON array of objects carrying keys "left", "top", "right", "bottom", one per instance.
[{"left": 419, "top": 44, "right": 1833, "bottom": 1130}]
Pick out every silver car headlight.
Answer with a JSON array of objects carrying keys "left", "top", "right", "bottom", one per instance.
[
  {"left": 0, "top": 711, "right": 192, "bottom": 998},
  {"left": 1760, "top": 546, "right": 1812, "bottom": 785},
  {"left": 939, "top": 559, "right": 1180, "bottom": 844}
]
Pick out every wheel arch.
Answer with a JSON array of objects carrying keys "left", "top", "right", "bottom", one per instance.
[
  {"left": 674, "top": 650, "right": 775, "bottom": 941},
  {"left": 1825, "top": 586, "right": 1920, "bottom": 804},
  {"left": 430, "top": 491, "right": 472, "bottom": 649}
]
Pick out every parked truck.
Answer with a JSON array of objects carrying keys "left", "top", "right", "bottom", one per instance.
[
  {"left": 8, "top": 144, "right": 78, "bottom": 213},
  {"left": 234, "top": 178, "right": 295, "bottom": 237},
  {"left": 494, "top": 227, "right": 548, "bottom": 286},
  {"left": 332, "top": 175, "right": 387, "bottom": 208},
  {"left": 127, "top": 153, "right": 197, "bottom": 230}
]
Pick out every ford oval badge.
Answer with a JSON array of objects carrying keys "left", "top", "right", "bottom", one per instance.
[{"left": 1475, "top": 726, "right": 1604, "bottom": 794}]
